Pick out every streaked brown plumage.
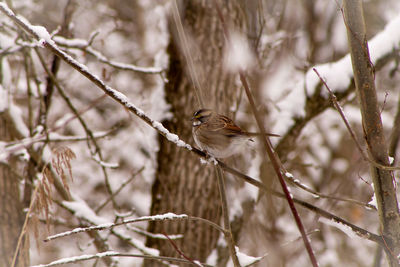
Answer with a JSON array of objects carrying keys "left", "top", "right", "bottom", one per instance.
[{"left": 191, "top": 109, "right": 279, "bottom": 158}]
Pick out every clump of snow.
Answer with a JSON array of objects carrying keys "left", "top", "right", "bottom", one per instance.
[
  {"left": 16, "top": 15, "right": 55, "bottom": 47},
  {"left": 319, "top": 217, "right": 360, "bottom": 239},
  {"left": 206, "top": 248, "right": 218, "bottom": 265},
  {"left": 224, "top": 31, "right": 254, "bottom": 72},
  {"left": 235, "top": 246, "right": 262, "bottom": 267},
  {"left": 199, "top": 158, "right": 208, "bottom": 165},
  {"left": 8, "top": 100, "right": 30, "bottom": 138},
  {"left": 285, "top": 172, "right": 294, "bottom": 178},
  {"left": 369, "top": 14, "right": 400, "bottom": 62},
  {"left": 306, "top": 55, "right": 353, "bottom": 97},
  {"left": 332, "top": 158, "right": 349, "bottom": 174},
  {"left": 368, "top": 189, "right": 377, "bottom": 210},
  {"left": 0, "top": 85, "right": 8, "bottom": 112},
  {"left": 0, "top": 3, "right": 15, "bottom": 17},
  {"left": 152, "top": 121, "right": 192, "bottom": 150},
  {"left": 63, "top": 196, "right": 109, "bottom": 225}
]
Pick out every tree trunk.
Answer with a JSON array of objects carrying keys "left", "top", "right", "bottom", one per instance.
[
  {"left": 0, "top": 111, "right": 30, "bottom": 267},
  {"left": 145, "top": 1, "right": 245, "bottom": 265}
]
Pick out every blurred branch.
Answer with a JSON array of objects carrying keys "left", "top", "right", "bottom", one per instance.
[
  {"left": 215, "top": 166, "right": 240, "bottom": 267},
  {"left": 53, "top": 35, "right": 164, "bottom": 75},
  {"left": 95, "top": 166, "right": 145, "bottom": 212},
  {"left": 3, "top": 94, "right": 107, "bottom": 156}
]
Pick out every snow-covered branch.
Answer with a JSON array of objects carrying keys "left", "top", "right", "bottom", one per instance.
[
  {"left": 31, "top": 250, "right": 212, "bottom": 267},
  {"left": 45, "top": 211, "right": 188, "bottom": 242},
  {"left": 0, "top": 2, "right": 192, "bottom": 153}
]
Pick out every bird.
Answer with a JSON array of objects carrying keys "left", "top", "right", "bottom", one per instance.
[{"left": 191, "top": 109, "right": 279, "bottom": 158}]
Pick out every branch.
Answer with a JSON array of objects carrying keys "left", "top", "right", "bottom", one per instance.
[
  {"left": 343, "top": 1, "right": 400, "bottom": 265},
  {"left": 44, "top": 212, "right": 224, "bottom": 242},
  {"left": 0, "top": 3, "right": 193, "bottom": 153},
  {"left": 31, "top": 251, "right": 212, "bottom": 267},
  {"left": 284, "top": 171, "right": 377, "bottom": 210},
  {"left": 53, "top": 35, "right": 164, "bottom": 74},
  {"left": 215, "top": 166, "right": 240, "bottom": 267}
]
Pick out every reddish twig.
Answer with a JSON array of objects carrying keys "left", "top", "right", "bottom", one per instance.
[
  {"left": 313, "top": 68, "right": 400, "bottom": 171},
  {"left": 214, "top": 2, "right": 319, "bottom": 266},
  {"left": 162, "top": 231, "right": 201, "bottom": 266}
]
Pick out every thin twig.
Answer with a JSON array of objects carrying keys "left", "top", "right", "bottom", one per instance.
[
  {"left": 162, "top": 231, "right": 201, "bottom": 266},
  {"left": 35, "top": 48, "right": 118, "bottom": 210},
  {"left": 170, "top": 0, "right": 205, "bottom": 107},
  {"left": 95, "top": 166, "right": 145, "bottom": 213},
  {"left": 11, "top": 177, "right": 41, "bottom": 267},
  {"left": 313, "top": 68, "right": 400, "bottom": 171},
  {"left": 53, "top": 36, "right": 163, "bottom": 75},
  {"left": 285, "top": 172, "right": 377, "bottom": 210},
  {"left": 215, "top": 166, "right": 240, "bottom": 267}
]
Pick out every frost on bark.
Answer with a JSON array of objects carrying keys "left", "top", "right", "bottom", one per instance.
[{"left": 145, "top": 1, "right": 245, "bottom": 265}]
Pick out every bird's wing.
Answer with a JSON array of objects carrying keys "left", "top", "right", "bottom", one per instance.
[{"left": 208, "top": 115, "right": 242, "bottom": 136}]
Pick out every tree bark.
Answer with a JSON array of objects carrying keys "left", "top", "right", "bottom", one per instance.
[
  {"left": 145, "top": 1, "right": 245, "bottom": 265},
  {"left": 0, "top": 111, "right": 30, "bottom": 267},
  {"left": 343, "top": 1, "right": 400, "bottom": 266}
]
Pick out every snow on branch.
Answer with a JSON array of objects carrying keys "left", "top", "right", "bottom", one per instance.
[
  {"left": 31, "top": 250, "right": 212, "bottom": 267},
  {"left": 31, "top": 251, "right": 120, "bottom": 267},
  {"left": 45, "top": 212, "right": 188, "bottom": 242},
  {"left": 274, "top": 13, "right": 400, "bottom": 133},
  {"left": 0, "top": 2, "right": 192, "bottom": 153},
  {"left": 235, "top": 246, "right": 262, "bottom": 267},
  {"left": 284, "top": 171, "right": 377, "bottom": 210},
  {"left": 319, "top": 217, "right": 361, "bottom": 239},
  {"left": 306, "top": 13, "right": 400, "bottom": 96}
]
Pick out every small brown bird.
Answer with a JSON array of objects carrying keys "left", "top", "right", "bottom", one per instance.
[{"left": 191, "top": 109, "right": 279, "bottom": 158}]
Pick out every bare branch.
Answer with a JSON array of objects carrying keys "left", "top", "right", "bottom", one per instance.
[{"left": 53, "top": 36, "right": 164, "bottom": 74}]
